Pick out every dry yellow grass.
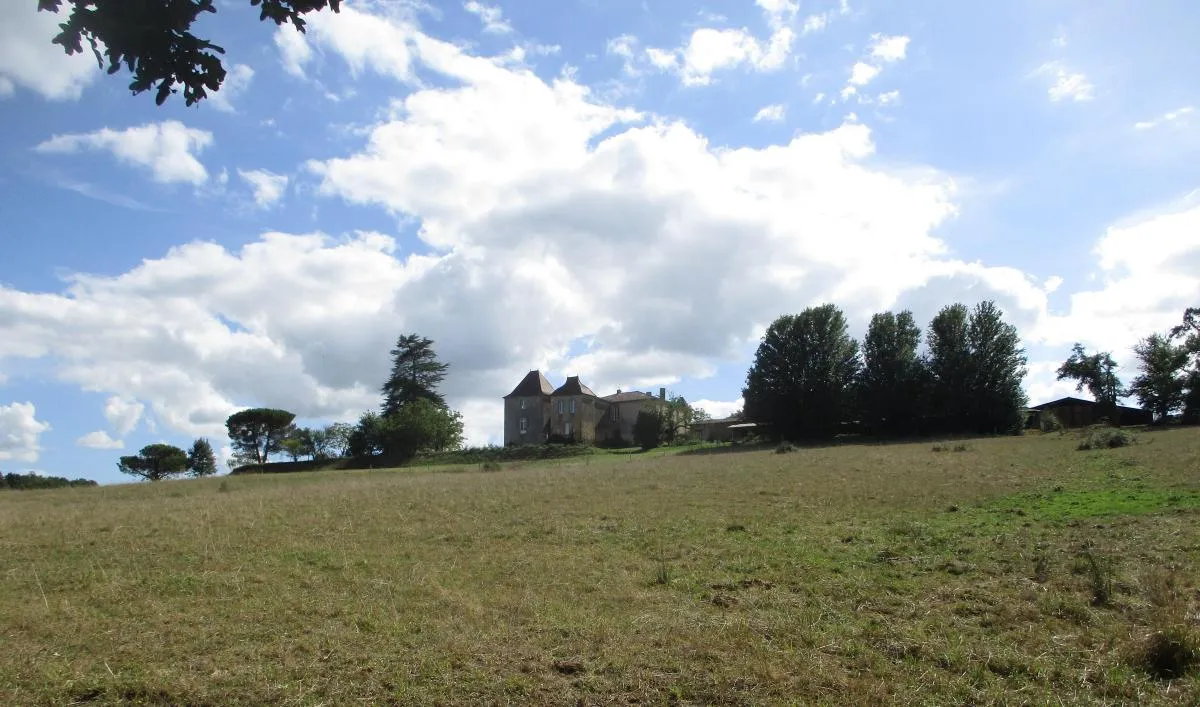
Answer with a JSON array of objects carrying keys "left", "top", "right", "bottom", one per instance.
[{"left": 2, "top": 428, "right": 1199, "bottom": 705}]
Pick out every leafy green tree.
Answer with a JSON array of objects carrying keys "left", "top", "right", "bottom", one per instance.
[
  {"left": 1129, "top": 333, "right": 1190, "bottom": 423},
  {"left": 347, "top": 411, "right": 385, "bottom": 459},
  {"left": 925, "top": 303, "right": 973, "bottom": 434},
  {"left": 118, "top": 443, "right": 189, "bottom": 482},
  {"left": 381, "top": 334, "right": 450, "bottom": 416},
  {"left": 324, "top": 422, "right": 355, "bottom": 457},
  {"left": 743, "top": 304, "right": 861, "bottom": 441},
  {"left": 225, "top": 408, "right": 296, "bottom": 465},
  {"left": 390, "top": 399, "right": 464, "bottom": 456},
  {"left": 1056, "top": 343, "right": 1125, "bottom": 422},
  {"left": 350, "top": 400, "right": 464, "bottom": 462},
  {"left": 226, "top": 451, "right": 259, "bottom": 472},
  {"left": 858, "top": 310, "right": 927, "bottom": 436},
  {"left": 1182, "top": 370, "right": 1200, "bottom": 426},
  {"left": 187, "top": 437, "right": 218, "bottom": 477},
  {"left": 280, "top": 435, "right": 306, "bottom": 462},
  {"left": 1170, "top": 307, "right": 1200, "bottom": 425},
  {"left": 965, "top": 301, "right": 1028, "bottom": 434},
  {"left": 38, "top": 0, "right": 341, "bottom": 107},
  {"left": 658, "top": 392, "right": 704, "bottom": 444},
  {"left": 1169, "top": 307, "right": 1200, "bottom": 354},
  {"left": 300, "top": 427, "right": 335, "bottom": 460}
]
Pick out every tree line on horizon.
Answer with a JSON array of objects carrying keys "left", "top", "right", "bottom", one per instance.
[
  {"left": 110, "top": 303, "right": 1200, "bottom": 481},
  {"left": 743, "top": 300, "right": 1029, "bottom": 441},
  {"left": 1, "top": 471, "right": 97, "bottom": 491},
  {"left": 742, "top": 301, "right": 1200, "bottom": 442}
]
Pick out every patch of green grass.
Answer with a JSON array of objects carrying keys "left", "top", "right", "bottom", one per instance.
[{"left": 986, "top": 486, "right": 1200, "bottom": 523}]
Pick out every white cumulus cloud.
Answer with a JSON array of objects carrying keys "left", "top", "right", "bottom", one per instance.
[
  {"left": 756, "top": 0, "right": 799, "bottom": 30},
  {"left": 207, "top": 64, "right": 255, "bottom": 113},
  {"left": 869, "top": 34, "right": 910, "bottom": 62},
  {"left": 1134, "top": 106, "right": 1194, "bottom": 130},
  {"left": 877, "top": 90, "right": 901, "bottom": 105},
  {"left": 34, "top": 121, "right": 214, "bottom": 185},
  {"left": 464, "top": 1, "right": 512, "bottom": 34},
  {"left": 694, "top": 398, "right": 744, "bottom": 420},
  {"left": 0, "top": 402, "right": 51, "bottom": 463},
  {"left": 840, "top": 35, "right": 909, "bottom": 101},
  {"left": 0, "top": 1, "right": 98, "bottom": 101},
  {"left": 1037, "top": 61, "right": 1094, "bottom": 102},
  {"left": 802, "top": 14, "right": 829, "bottom": 34},
  {"left": 848, "top": 61, "right": 881, "bottom": 86},
  {"left": 76, "top": 430, "right": 123, "bottom": 450},
  {"left": 645, "top": 21, "right": 795, "bottom": 86},
  {"left": 238, "top": 169, "right": 290, "bottom": 207},
  {"left": 273, "top": 4, "right": 419, "bottom": 82},
  {"left": 753, "top": 104, "right": 786, "bottom": 122},
  {"left": 2, "top": 3, "right": 1192, "bottom": 451},
  {"left": 801, "top": 0, "right": 851, "bottom": 35},
  {"left": 104, "top": 395, "right": 144, "bottom": 437}
]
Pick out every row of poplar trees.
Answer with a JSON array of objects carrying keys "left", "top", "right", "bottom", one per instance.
[{"left": 743, "top": 300, "right": 1027, "bottom": 441}]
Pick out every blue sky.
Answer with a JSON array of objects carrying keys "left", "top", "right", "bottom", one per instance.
[{"left": 2, "top": 0, "right": 1198, "bottom": 483}]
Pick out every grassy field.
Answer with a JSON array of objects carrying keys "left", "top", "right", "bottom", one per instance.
[{"left": 2, "top": 429, "right": 1199, "bottom": 705}]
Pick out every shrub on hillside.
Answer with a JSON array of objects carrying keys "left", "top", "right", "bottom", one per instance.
[
  {"left": 1040, "top": 410, "right": 1064, "bottom": 433},
  {"left": 1077, "top": 426, "right": 1135, "bottom": 451}
]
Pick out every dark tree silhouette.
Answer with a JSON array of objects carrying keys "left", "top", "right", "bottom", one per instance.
[
  {"left": 187, "top": 437, "right": 219, "bottom": 477},
  {"left": 632, "top": 407, "right": 664, "bottom": 450},
  {"left": 38, "top": 0, "right": 341, "bottom": 106},
  {"left": 1129, "top": 333, "right": 1190, "bottom": 424},
  {"left": 743, "top": 304, "right": 860, "bottom": 441},
  {"left": 1169, "top": 306, "right": 1200, "bottom": 352},
  {"left": 225, "top": 408, "right": 296, "bottom": 465},
  {"left": 964, "top": 301, "right": 1028, "bottom": 434},
  {"left": 118, "top": 443, "right": 189, "bottom": 482},
  {"left": 925, "top": 301, "right": 1027, "bottom": 434},
  {"left": 381, "top": 334, "right": 449, "bottom": 416},
  {"left": 1056, "top": 343, "right": 1124, "bottom": 422},
  {"left": 349, "top": 401, "right": 464, "bottom": 462},
  {"left": 926, "top": 303, "right": 973, "bottom": 433},
  {"left": 858, "top": 310, "right": 927, "bottom": 436},
  {"left": 2, "top": 472, "right": 97, "bottom": 490}
]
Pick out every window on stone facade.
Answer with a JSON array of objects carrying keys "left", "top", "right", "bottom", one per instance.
[
  {"left": 565, "top": 422, "right": 573, "bottom": 437},
  {"left": 611, "top": 405, "right": 618, "bottom": 420},
  {"left": 570, "top": 398, "right": 576, "bottom": 413},
  {"left": 520, "top": 399, "right": 526, "bottom": 410},
  {"left": 519, "top": 417, "right": 528, "bottom": 433},
  {"left": 558, "top": 400, "right": 564, "bottom": 414}
]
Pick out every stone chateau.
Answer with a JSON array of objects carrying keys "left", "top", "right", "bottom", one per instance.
[{"left": 503, "top": 370, "right": 667, "bottom": 446}]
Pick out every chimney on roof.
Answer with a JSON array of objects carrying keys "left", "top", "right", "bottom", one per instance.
[{"left": 659, "top": 387, "right": 666, "bottom": 400}]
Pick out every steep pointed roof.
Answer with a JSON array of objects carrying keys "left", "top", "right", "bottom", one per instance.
[
  {"left": 551, "top": 375, "right": 598, "bottom": 398},
  {"left": 504, "top": 370, "right": 555, "bottom": 398}
]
